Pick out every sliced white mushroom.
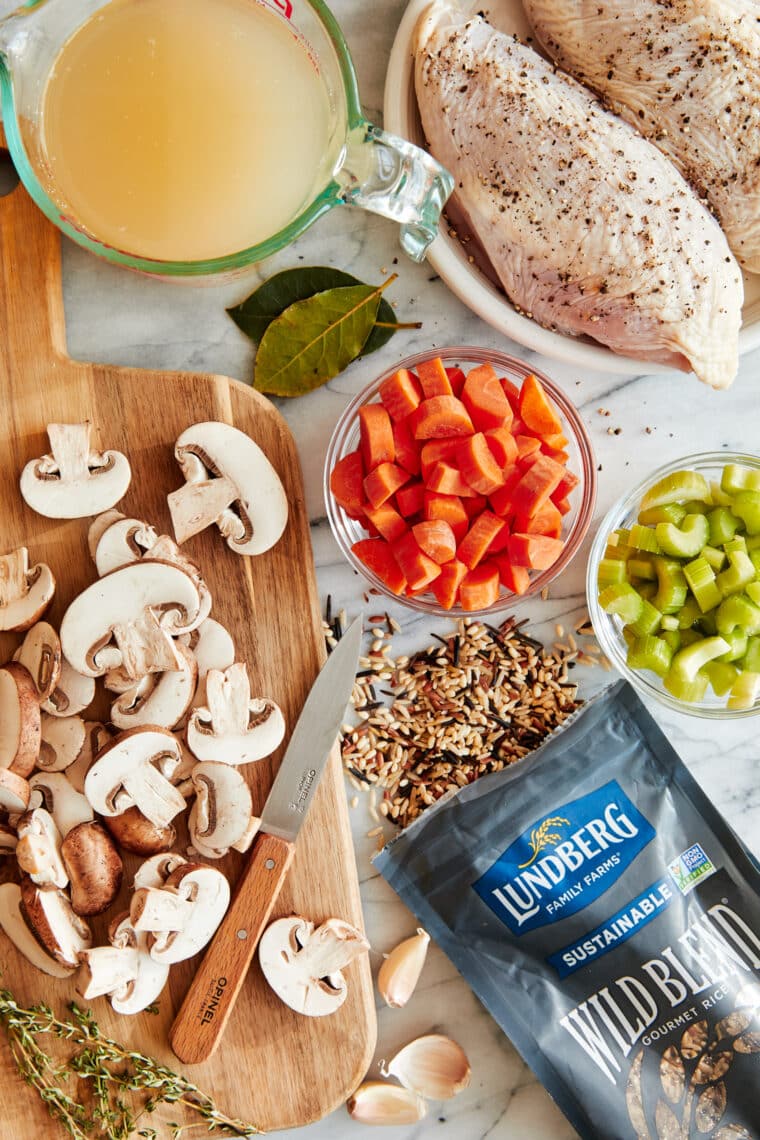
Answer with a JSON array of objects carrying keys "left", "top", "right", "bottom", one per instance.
[
  {"left": 15, "top": 808, "right": 68, "bottom": 890},
  {"left": 0, "top": 663, "right": 40, "bottom": 777},
  {"left": 103, "top": 806, "right": 176, "bottom": 856},
  {"left": 0, "top": 883, "right": 75, "bottom": 977},
  {"left": 130, "top": 861, "right": 230, "bottom": 965},
  {"left": 258, "top": 916, "right": 370, "bottom": 1017},
  {"left": 110, "top": 643, "right": 198, "bottom": 732},
  {"left": 0, "top": 769, "right": 31, "bottom": 813},
  {"left": 19, "top": 876, "right": 92, "bottom": 967},
  {"left": 169, "top": 421, "right": 288, "bottom": 555},
  {"left": 12, "top": 621, "right": 62, "bottom": 703},
  {"left": 78, "top": 913, "right": 169, "bottom": 1015},
  {"left": 29, "top": 772, "right": 94, "bottom": 837},
  {"left": 38, "top": 713, "right": 87, "bottom": 772},
  {"left": 170, "top": 736, "right": 197, "bottom": 792},
  {"left": 66, "top": 722, "right": 112, "bottom": 794},
  {"left": 186, "top": 663, "right": 285, "bottom": 766},
  {"left": 62, "top": 822, "right": 124, "bottom": 917},
  {"left": 145, "top": 536, "right": 213, "bottom": 626},
  {"left": 60, "top": 561, "right": 202, "bottom": 678},
  {"left": 87, "top": 509, "right": 126, "bottom": 560},
  {"left": 180, "top": 619, "right": 235, "bottom": 712},
  {"left": 187, "top": 762, "right": 253, "bottom": 859},
  {"left": 0, "top": 547, "right": 56, "bottom": 632},
  {"left": 94, "top": 517, "right": 159, "bottom": 576},
  {"left": 133, "top": 852, "right": 188, "bottom": 891},
  {"left": 84, "top": 727, "right": 186, "bottom": 829},
  {"left": 19, "top": 422, "right": 131, "bottom": 519},
  {"left": 42, "top": 656, "right": 96, "bottom": 718}
]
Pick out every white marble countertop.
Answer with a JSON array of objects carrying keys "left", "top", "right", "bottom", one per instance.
[{"left": 47, "top": 1, "right": 760, "bottom": 1136}]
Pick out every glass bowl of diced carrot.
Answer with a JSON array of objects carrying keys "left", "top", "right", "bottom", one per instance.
[{"left": 324, "top": 347, "right": 596, "bottom": 616}]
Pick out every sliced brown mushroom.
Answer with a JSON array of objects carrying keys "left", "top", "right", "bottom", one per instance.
[
  {"left": 19, "top": 875, "right": 92, "bottom": 967},
  {"left": 187, "top": 762, "right": 254, "bottom": 859},
  {"left": 180, "top": 618, "right": 235, "bottom": 713},
  {"left": 103, "top": 807, "right": 176, "bottom": 856},
  {"left": 0, "top": 547, "right": 56, "bottom": 632},
  {"left": 0, "top": 662, "right": 41, "bottom": 776},
  {"left": 15, "top": 807, "right": 68, "bottom": 890},
  {"left": 28, "top": 772, "right": 94, "bottom": 837},
  {"left": 84, "top": 727, "right": 186, "bottom": 829},
  {"left": 0, "top": 769, "right": 31, "bottom": 814},
  {"left": 94, "top": 517, "right": 159, "bottom": 576},
  {"left": 41, "top": 656, "right": 97, "bottom": 718},
  {"left": 87, "top": 509, "right": 126, "bottom": 560},
  {"left": 38, "top": 713, "right": 87, "bottom": 773},
  {"left": 61, "top": 821, "right": 123, "bottom": 917},
  {"left": 19, "top": 422, "right": 131, "bottom": 519},
  {"left": 77, "top": 912, "right": 169, "bottom": 1015},
  {"left": 186, "top": 663, "right": 285, "bottom": 766},
  {"left": 12, "top": 621, "right": 62, "bottom": 703},
  {"left": 258, "top": 916, "right": 369, "bottom": 1017},
  {"left": 130, "top": 861, "right": 230, "bottom": 965},
  {"left": 66, "top": 722, "right": 113, "bottom": 794},
  {"left": 133, "top": 852, "right": 188, "bottom": 891},
  {"left": 0, "top": 883, "right": 75, "bottom": 977},
  {"left": 110, "top": 643, "right": 198, "bottom": 732}
]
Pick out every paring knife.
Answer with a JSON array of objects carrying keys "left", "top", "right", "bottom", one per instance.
[{"left": 170, "top": 615, "right": 363, "bottom": 1064}]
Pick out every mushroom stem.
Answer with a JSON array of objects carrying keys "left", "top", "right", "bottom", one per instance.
[
  {"left": 46, "top": 423, "right": 92, "bottom": 483},
  {"left": 296, "top": 918, "right": 370, "bottom": 977},
  {"left": 113, "top": 611, "right": 185, "bottom": 678},
  {"left": 130, "top": 887, "right": 194, "bottom": 933},
  {"left": 0, "top": 549, "right": 29, "bottom": 608},
  {"left": 206, "top": 664, "right": 252, "bottom": 735},
  {"left": 168, "top": 477, "right": 239, "bottom": 545},
  {"left": 78, "top": 945, "right": 141, "bottom": 999}
]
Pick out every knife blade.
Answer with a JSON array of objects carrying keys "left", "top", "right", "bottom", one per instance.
[{"left": 170, "top": 615, "right": 363, "bottom": 1064}]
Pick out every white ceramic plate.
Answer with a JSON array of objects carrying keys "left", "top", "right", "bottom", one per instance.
[{"left": 385, "top": 0, "right": 760, "bottom": 376}]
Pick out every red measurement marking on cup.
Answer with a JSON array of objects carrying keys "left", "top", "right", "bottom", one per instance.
[{"left": 270, "top": 0, "right": 293, "bottom": 17}]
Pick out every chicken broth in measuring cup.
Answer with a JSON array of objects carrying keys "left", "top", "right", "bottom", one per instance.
[{"left": 38, "top": 0, "right": 338, "bottom": 261}]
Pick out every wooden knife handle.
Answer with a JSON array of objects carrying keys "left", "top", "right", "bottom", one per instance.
[{"left": 170, "top": 832, "right": 295, "bottom": 1064}]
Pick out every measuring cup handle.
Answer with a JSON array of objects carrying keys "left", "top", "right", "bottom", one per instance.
[{"left": 338, "top": 122, "right": 454, "bottom": 262}]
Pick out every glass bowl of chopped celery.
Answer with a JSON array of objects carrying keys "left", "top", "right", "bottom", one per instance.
[{"left": 587, "top": 452, "right": 760, "bottom": 717}]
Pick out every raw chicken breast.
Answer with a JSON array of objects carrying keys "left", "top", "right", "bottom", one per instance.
[
  {"left": 522, "top": 0, "right": 760, "bottom": 270},
  {"left": 414, "top": 1, "right": 743, "bottom": 387}
]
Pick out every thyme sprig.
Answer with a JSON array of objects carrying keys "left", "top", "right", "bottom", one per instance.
[{"left": 0, "top": 989, "right": 263, "bottom": 1139}]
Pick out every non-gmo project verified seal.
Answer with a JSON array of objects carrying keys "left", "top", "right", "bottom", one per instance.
[{"left": 668, "top": 843, "right": 716, "bottom": 895}]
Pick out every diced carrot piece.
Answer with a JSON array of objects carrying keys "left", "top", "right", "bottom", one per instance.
[
  {"left": 431, "top": 559, "right": 468, "bottom": 609},
  {"left": 508, "top": 533, "right": 565, "bottom": 570},
  {"left": 500, "top": 377, "right": 521, "bottom": 412},
  {"left": 424, "top": 492, "right": 469, "bottom": 542},
  {"left": 510, "top": 454, "right": 566, "bottom": 518},
  {"left": 488, "top": 469, "right": 522, "bottom": 518},
  {"left": 459, "top": 563, "right": 500, "bottom": 611},
  {"left": 364, "top": 519, "right": 380, "bottom": 537},
  {"left": 541, "top": 430, "right": 569, "bottom": 451},
  {"left": 417, "top": 356, "right": 454, "bottom": 398},
  {"left": 396, "top": 481, "right": 425, "bottom": 518},
  {"left": 392, "top": 418, "right": 421, "bottom": 476},
  {"left": 445, "top": 366, "right": 466, "bottom": 397},
  {"left": 493, "top": 554, "right": 531, "bottom": 595},
  {"left": 330, "top": 450, "right": 365, "bottom": 515},
  {"left": 412, "top": 520, "right": 457, "bottom": 564},
  {"left": 554, "top": 469, "right": 580, "bottom": 501},
  {"left": 515, "top": 499, "right": 563, "bottom": 539},
  {"left": 406, "top": 404, "right": 426, "bottom": 438},
  {"left": 352, "top": 538, "right": 406, "bottom": 594},
  {"left": 457, "top": 510, "right": 506, "bottom": 569},
  {"left": 414, "top": 396, "right": 474, "bottom": 440},
  {"left": 427, "top": 461, "right": 478, "bottom": 498},
  {"left": 552, "top": 496, "right": 572, "bottom": 516},
  {"left": 542, "top": 447, "right": 569, "bottom": 465},
  {"left": 364, "top": 502, "right": 408, "bottom": 543},
  {"left": 518, "top": 373, "right": 563, "bottom": 436},
  {"left": 420, "top": 438, "right": 462, "bottom": 480},
  {"left": 463, "top": 493, "right": 489, "bottom": 518},
  {"left": 364, "top": 462, "right": 410, "bottom": 508},
  {"left": 488, "top": 522, "right": 512, "bottom": 553},
  {"left": 379, "top": 369, "right": 423, "bottom": 422},
  {"left": 514, "top": 434, "right": 541, "bottom": 464},
  {"left": 485, "top": 426, "right": 518, "bottom": 468},
  {"left": 392, "top": 532, "right": 442, "bottom": 591},
  {"left": 461, "top": 363, "right": 512, "bottom": 431},
  {"left": 359, "top": 404, "right": 395, "bottom": 469},
  {"left": 457, "top": 433, "right": 506, "bottom": 496}
]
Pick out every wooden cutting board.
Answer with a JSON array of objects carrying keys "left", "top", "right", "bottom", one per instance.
[{"left": 0, "top": 162, "right": 376, "bottom": 1135}]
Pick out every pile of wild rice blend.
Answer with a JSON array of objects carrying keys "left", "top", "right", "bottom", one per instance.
[{"left": 340, "top": 615, "right": 583, "bottom": 828}]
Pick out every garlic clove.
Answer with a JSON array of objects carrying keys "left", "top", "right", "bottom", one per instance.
[
  {"left": 381, "top": 1033, "right": 471, "bottom": 1100},
  {"left": 347, "top": 1081, "right": 428, "bottom": 1125},
  {"left": 377, "top": 926, "right": 430, "bottom": 1009}
]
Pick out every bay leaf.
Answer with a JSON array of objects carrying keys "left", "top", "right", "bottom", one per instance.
[
  {"left": 254, "top": 284, "right": 381, "bottom": 397},
  {"left": 227, "top": 265, "right": 398, "bottom": 356}
]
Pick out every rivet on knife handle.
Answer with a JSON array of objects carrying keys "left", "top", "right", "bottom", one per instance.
[{"left": 170, "top": 832, "right": 294, "bottom": 1065}]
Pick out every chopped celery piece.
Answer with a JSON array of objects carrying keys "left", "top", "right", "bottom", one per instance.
[
  {"left": 628, "top": 599, "right": 662, "bottom": 637},
  {"left": 709, "top": 480, "right": 734, "bottom": 507},
  {"left": 678, "top": 596, "right": 702, "bottom": 629},
  {"left": 708, "top": 506, "right": 741, "bottom": 547},
  {"left": 679, "top": 628, "right": 702, "bottom": 648},
  {"left": 721, "top": 464, "right": 760, "bottom": 496},
  {"left": 680, "top": 499, "right": 712, "bottom": 516},
  {"left": 638, "top": 581, "right": 658, "bottom": 601},
  {"left": 701, "top": 545, "right": 726, "bottom": 571},
  {"left": 628, "top": 524, "right": 662, "bottom": 554},
  {"left": 717, "top": 630, "right": 748, "bottom": 663},
  {"left": 750, "top": 549, "right": 760, "bottom": 576},
  {"left": 724, "top": 535, "right": 747, "bottom": 556},
  {"left": 716, "top": 594, "right": 760, "bottom": 637},
  {"left": 704, "top": 661, "right": 739, "bottom": 697},
  {"left": 652, "top": 559, "right": 688, "bottom": 614},
  {"left": 605, "top": 541, "right": 631, "bottom": 561},
  {"left": 627, "top": 558, "right": 656, "bottom": 581},
  {"left": 746, "top": 534, "right": 760, "bottom": 551},
  {"left": 717, "top": 550, "right": 756, "bottom": 597},
  {"left": 730, "top": 491, "right": 760, "bottom": 536},
  {"left": 683, "top": 556, "right": 722, "bottom": 613},
  {"left": 613, "top": 528, "right": 631, "bottom": 545},
  {"left": 627, "top": 636, "right": 672, "bottom": 676},
  {"left": 640, "top": 470, "right": 710, "bottom": 511},
  {"left": 663, "top": 669, "right": 709, "bottom": 703},
  {"left": 669, "top": 636, "right": 730, "bottom": 681},
  {"left": 741, "top": 636, "right": 760, "bottom": 673},
  {"left": 661, "top": 630, "right": 681, "bottom": 652},
  {"left": 746, "top": 580, "right": 760, "bottom": 604},
  {"left": 698, "top": 610, "right": 718, "bottom": 636},
  {"left": 637, "top": 503, "right": 686, "bottom": 526},
  {"left": 598, "top": 583, "right": 644, "bottom": 624},
  {"left": 622, "top": 625, "right": 637, "bottom": 648},
  {"left": 727, "top": 671, "right": 760, "bottom": 710},
  {"left": 597, "top": 559, "right": 628, "bottom": 587},
  {"left": 660, "top": 615, "right": 679, "bottom": 631},
  {"left": 655, "top": 514, "right": 709, "bottom": 559}
]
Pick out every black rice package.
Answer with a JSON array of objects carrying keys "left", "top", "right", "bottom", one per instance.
[{"left": 375, "top": 681, "right": 760, "bottom": 1139}]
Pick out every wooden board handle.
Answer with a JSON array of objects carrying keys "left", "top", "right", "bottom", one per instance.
[{"left": 170, "top": 832, "right": 295, "bottom": 1065}]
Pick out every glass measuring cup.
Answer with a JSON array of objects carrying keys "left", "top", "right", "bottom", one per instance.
[{"left": 0, "top": 0, "right": 454, "bottom": 277}]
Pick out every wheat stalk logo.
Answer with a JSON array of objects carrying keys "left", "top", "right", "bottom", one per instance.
[{"left": 517, "top": 816, "right": 570, "bottom": 868}]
